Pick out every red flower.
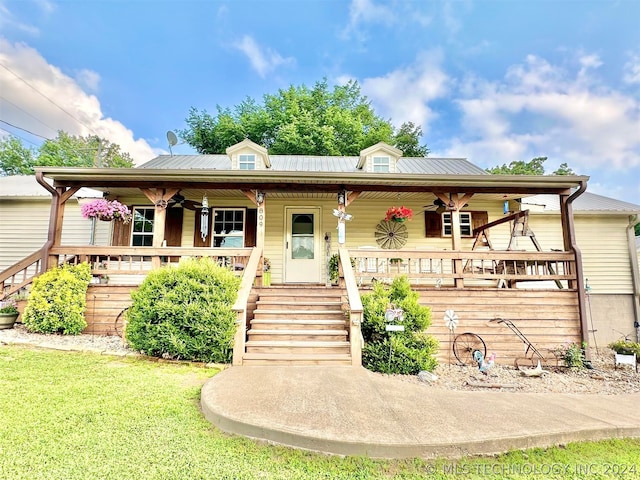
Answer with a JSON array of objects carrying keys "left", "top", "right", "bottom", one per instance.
[{"left": 385, "top": 206, "right": 413, "bottom": 222}]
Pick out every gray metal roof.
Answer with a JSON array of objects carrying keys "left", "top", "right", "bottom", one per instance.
[
  {"left": 522, "top": 192, "right": 640, "bottom": 214},
  {"left": 138, "top": 154, "right": 487, "bottom": 175}
]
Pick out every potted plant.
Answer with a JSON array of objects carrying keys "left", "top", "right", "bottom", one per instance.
[
  {"left": 608, "top": 339, "right": 640, "bottom": 371},
  {"left": 81, "top": 199, "right": 132, "bottom": 223},
  {"left": 384, "top": 206, "right": 413, "bottom": 223},
  {"left": 262, "top": 258, "right": 271, "bottom": 287},
  {"left": 0, "top": 299, "right": 19, "bottom": 329},
  {"left": 99, "top": 274, "right": 109, "bottom": 285}
]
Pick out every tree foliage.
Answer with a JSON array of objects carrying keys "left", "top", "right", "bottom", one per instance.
[
  {"left": 0, "top": 131, "right": 134, "bottom": 175},
  {"left": 487, "top": 157, "right": 577, "bottom": 176},
  {"left": 180, "top": 79, "right": 429, "bottom": 156}
]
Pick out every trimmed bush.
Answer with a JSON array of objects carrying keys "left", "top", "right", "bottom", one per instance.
[
  {"left": 361, "top": 276, "right": 438, "bottom": 374},
  {"left": 125, "top": 258, "right": 240, "bottom": 363},
  {"left": 23, "top": 262, "right": 92, "bottom": 335}
]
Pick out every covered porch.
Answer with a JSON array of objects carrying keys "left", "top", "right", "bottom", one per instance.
[{"left": 0, "top": 166, "right": 589, "bottom": 366}]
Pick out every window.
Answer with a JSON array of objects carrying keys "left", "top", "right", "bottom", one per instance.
[
  {"left": 372, "top": 156, "right": 390, "bottom": 172},
  {"left": 212, "top": 209, "right": 245, "bottom": 247},
  {"left": 291, "top": 214, "right": 314, "bottom": 259},
  {"left": 131, "top": 207, "right": 154, "bottom": 246},
  {"left": 442, "top": 212, "right": 472, "bottom": 237},
  {"left": 239, "top": 154, "right": 256, "bottom": 170}
]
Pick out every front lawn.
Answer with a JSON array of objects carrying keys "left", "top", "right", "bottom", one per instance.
[{"left": 0, "top": 345, "right": 638, "bottom": 479}]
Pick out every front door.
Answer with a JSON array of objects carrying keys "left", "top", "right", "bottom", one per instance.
[{"left": 284, "top": 207, "right": 321, "bottom": 283}]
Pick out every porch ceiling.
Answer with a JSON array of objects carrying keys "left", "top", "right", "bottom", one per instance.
[{"left": 38, "top": 167, "right": 589, "bottom": 197}]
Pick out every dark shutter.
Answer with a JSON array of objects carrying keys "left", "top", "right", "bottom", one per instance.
[
  {"left": 244, "top": 208, "right": 257, "bottom": 247},
  {"left": 469, "top": 211, "right": 489, "bottom": 233},
  {"left": 424, "top": 211, "right": 442, "bottom": 237},
  {"left": 111, "top": 206, "right": 132, "bottom": 246},
  {"left": 164, "top": 208, "right": 184, "bottom": 246}
]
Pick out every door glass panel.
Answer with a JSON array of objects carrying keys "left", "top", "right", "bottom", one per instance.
[{"left": 292, "top": 214, "right": 314, "bottom": 259}]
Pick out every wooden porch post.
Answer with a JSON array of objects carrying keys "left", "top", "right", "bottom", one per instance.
[{"left": 141, "top": 188, "right": 179, "bottom": 269}]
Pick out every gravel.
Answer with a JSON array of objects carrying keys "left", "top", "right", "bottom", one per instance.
[{"left": 2, "top": 325, "right": 639, "bottom": 394}]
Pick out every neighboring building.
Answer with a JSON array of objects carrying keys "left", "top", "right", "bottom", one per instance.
[{"left": 0, "top": 176, "right": 109, "bottom": 272}]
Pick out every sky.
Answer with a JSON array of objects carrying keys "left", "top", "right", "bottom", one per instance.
[{"left": 0, "top": 0, "right": 639, "bottom": 204}]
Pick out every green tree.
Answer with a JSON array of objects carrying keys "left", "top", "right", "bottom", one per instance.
[
  {"left": 487, "top": 157, "right": 578, "bottom": 176},
  {"left": 0, "top": 136, "right": 36, "bottom": 175},
  {"left": 0, "top": 132, "right": 134, "bottom": 175},
  {"left": 180, "top": 79, "right": 428, "bottom": 156},
  {"left": 552, "top": 162, "right": 575, "bottom": 175},
  {"left": 486, "top": 157, "right": 547, "bottom": 175}
]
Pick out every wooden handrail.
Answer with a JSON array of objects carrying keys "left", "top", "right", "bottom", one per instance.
[
  {"left": 339, "top": 247, "right": 363, "bottom": 366},
  {"left": 0, "top": 248, "right": 46, "bottom": 299},
  {"left": 232, "top": 246, "right": 262, "bottom": 366}
]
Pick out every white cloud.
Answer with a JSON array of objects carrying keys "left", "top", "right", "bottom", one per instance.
[
  {"left": 446, "top": 53, "right": 640, "bottom": 175},
  {"left": 75, "top": 69, "right": 100, "bottom": 92},
  {"left": 0, "top": 2, "right": 39, "bottom": 35},
  {"left": 233, "top": 35, "right": 293, "bottom": 78},
  {"left": 361, "top": 50, "right": 450, "bottom": 132},
  {"left": 0, "top": 38, "right": 156, "bottom": 164},
  {"left": 623, "top": 52, "right": 640, "bottom": 85}
]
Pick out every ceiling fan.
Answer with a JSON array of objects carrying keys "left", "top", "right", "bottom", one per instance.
[{"left": 168, "top": 193, "right": 201, "bottom": 210}]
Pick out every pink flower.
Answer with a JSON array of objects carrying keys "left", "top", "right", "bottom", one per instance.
[
  {"left": 81, "top": 199, "right": 132, "bottom": 223},
  {"left": 385, "top": 206, "right": 413, "bottom": 222}
]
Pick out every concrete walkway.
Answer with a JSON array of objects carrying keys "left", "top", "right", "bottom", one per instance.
[{"left": 201, "top": 366, "right": 640, "bottom": 459}]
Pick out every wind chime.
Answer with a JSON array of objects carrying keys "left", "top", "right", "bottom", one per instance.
[{"left": 200, "top": 194, "right": 209, "bottom": 242}]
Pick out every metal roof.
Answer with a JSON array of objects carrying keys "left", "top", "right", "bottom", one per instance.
[
  {"left": 0, "top": 175, "right": 102, "bottom": 199},
  {"left": 139, "top": 154, "right": 487, "bottom": 175},
  {"left": 522, "top": 192, "right": 640, "bottom": 214}
]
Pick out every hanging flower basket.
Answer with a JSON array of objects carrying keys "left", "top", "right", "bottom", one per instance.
[
  {"left": 384, "top": 206, "right": 413, "bottom": 223},
  {"left": 81, "top": 199, "right": 132, "bottom": 224}
]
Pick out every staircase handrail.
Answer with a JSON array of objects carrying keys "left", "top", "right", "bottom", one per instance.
[
  {"left": 339, "top": 247, "right": 363, "bottom": 366},
  {"left": 232, "top": 246, "right": 262, "bottom": 366},
  {"left": 0, "top": 248, "right": 46, "bottom": 300}
]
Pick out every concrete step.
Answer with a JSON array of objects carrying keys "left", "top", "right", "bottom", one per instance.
[
  {"left": 247, "top": 329, "right": 348, "bottom": 342},
  {"left": 241, "top": 353, "right": 352, "bottom": 366},
  {"left": 245, "top": 340, "right": 351, "bottom": 355},
  {"left": 250, "top": 319, "right": 347, "bottom": 330}
]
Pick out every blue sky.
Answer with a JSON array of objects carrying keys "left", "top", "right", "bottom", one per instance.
[{"left": 0, "top": 0, "right": 639, "bottom": 204}]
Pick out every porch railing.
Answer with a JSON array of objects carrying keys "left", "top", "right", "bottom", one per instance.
[
  {"left": 347, "top": 248, "right": 577, "bottom": 288},
  {"left": 48, "top": 246, "right": 254, "bottom": 281},
  {"left": 0, "top": 248, "right": 46, "bottom": 299}
]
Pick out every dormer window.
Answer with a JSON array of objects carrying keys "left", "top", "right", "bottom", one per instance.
[
  {"left": 239, "top": 154, "right": 256, "bottom": 170},
  {"left": 372, "top": 156, "right": 390, "bottom": 173}
]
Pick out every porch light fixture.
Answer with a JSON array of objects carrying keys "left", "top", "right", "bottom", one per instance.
[
  {"left": 256, "top": 191, "right": 265, "bottom": 205},
  {"left": 337, "top": 190, "right": 346, "bottom": 205}
]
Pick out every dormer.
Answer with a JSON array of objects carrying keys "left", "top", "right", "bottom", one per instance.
[
  {"left": 225, "top": 139, "right": 271, "bottom": 170},
  {"left": 357, "top": 142, "right": 402, "bottom": 173}
]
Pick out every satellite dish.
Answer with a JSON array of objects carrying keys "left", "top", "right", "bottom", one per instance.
[{"left": 167, "top": 131, "right": 178, "bottom": 156}]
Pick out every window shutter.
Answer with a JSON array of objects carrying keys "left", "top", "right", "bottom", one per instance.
[
  {"left": 469, "top": 211, "right": 489, "bottom": 233},
  {"left": 424, "top": 211, "right": 442, "bottom": 237},
  {"left": 111, "top": 205, "right": 132, "bottom": 246},
  {"left": 244, "top": 208, "right": 257, "bottom": 247}
]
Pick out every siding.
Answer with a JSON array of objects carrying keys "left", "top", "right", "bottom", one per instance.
[{"left": 0, "top": 198, "right": 109, "bottom": 271}]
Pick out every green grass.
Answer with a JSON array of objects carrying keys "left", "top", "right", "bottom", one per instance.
[{"left": 1, "top": 345, "right": 638, "bottom": 479}]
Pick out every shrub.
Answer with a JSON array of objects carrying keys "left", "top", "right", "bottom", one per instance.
[
  {"left": 125, "top": 258, "right": 240, "bottom": 363},
  {"left": 23, "top": 263, "right": 92, "bottom": 335},
  {"left": 555, "top": 341, "right": 586, "bottom": 369},
  {"left": 328, "top": 253, "right": 355, "bottom": 284},
  {"left": 361, "top": 276, "right": 438, "bottom": 374}
]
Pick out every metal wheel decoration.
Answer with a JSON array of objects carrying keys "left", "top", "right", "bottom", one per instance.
[
  {"left": 453, "top": 332, "right": 487, "bottom": 365},
  {"left": 114, "top": 306, "right": 129, "bottom": 338},
  {"left": 374, "top": 220, "right": 408, "bottom": 249}
]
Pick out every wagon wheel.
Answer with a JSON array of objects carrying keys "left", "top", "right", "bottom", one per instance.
[
  {"left": 453, "top": 332, "right": 486, "bottom": 365},
  {"left": 114, "top": 307, "right": 129, "bottom": 338},
  {"left": 514, "top": 349, "right": 560, "bottom": 369},
  {"left": 374, "top": 220, "right": 408, "bottom": 249}
]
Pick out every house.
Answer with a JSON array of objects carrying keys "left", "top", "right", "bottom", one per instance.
[{"left": 2, "top": 139, "right": 637, "bottom": 366}]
